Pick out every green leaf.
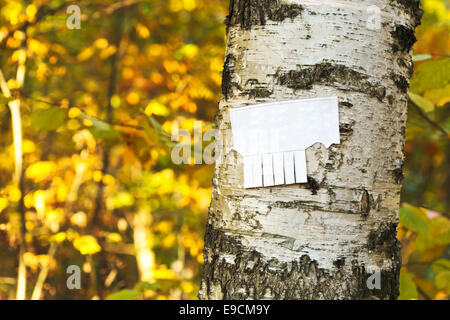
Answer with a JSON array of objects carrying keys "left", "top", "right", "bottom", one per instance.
[
  {"left": 82, "top": 114, "right": 118, "bottom": 140},
  {"left": 409, "top": 93, "right": 435, "bottom": 113},
  {"left": 0, "top": 94, "right": 13, "bottom": 105},
  {"left": 399, "top": 206, "right": 430, "bottom": 233},
  {"left": 140, "top": 110, "right": 173, "bottom": 147},
  {"left": 412, "top": 54, "right": 432, "bottom": 62},
  {"left": 140, "top": 109, "right": 169, "bottom": 135},
  {"left": 105, "top": 289, "right": 140, "bottom": 300},
  {"left": 415, "top": 232, "right": 436, "bottom": 252},
  {"left": 415, "top": 216, "right": 450, "bottom": 252},
  {"left": 423, "top": 84, "right": 450, "bottom": 106},
  {"left": 410, "top": 58, "right": 450, "bottom": 95},
  {"left": 430, "top": 217, "right": 450, "bottom": 246},
  {"left": 135, "top": 281, "right": 160, "bottom": 292},
  {"left": 432, "top": 259, "right": 450, "bottom": 274},
  {"left": 399, "top": 269, "right": 418, "bottom": 300},
  {"left": 31, "top": 107, "right": 66, "bottom": 132},
  {"left": 435, "top": 271, "right": 450, "bottom": 293},
  {"left": 149, "top": 115, "right": 164, "bottom": 132}
]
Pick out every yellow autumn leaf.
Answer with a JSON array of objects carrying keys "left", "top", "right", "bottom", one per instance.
[
  {"left": 22, "top": 140, "right": 36, "bottom": 154},
  {"left": 25, "top": 4, "right": 37, "bottom": 21},
  {"left": 110, "top": 94, "right": 121, "bottom": 108},
  {"left": 73, "top": 235, "right": 101, "bottom": 255},
  {"left": 24, "top": 252, "right": 39, "bottom": 271},
  {"left": 68, "top": 107, "right": 82, "bottom": 119},
  {"left": 92, "top": 170, "right": 102, "bottom": 182},
  {"left": 100, "top": 45, "right": 117, "bottom": 60},
  {"left": 145, "top": 100, "right": 169, "bottom": 116},
  {"left": 25, "top": 161, "right": 56, "bottom": 182},
  {"left": 183, "top": 0, "right": 197, "bottom": 11},
  {"left": 94, "top": 38, "right": 109, "bottom": 49},
  {"left": 77, "top": 47, "right": 94, "bottom": 61},
  {"left": 126, "top": 92, "right": 140, "bottom": 105},
  {"left": 180, "top": 281, "right": 194, "bottom": 293},
  {"left": 52, "top": 232, "right": 67, "bottom": 243},
  {"left": 28, "top": 38, "right": 48, "bottom": 57},
  {"left": 0, "top": 197, "right": 8, "bottom": 211},
  {"left": 136, "top": 23, "right": 150, "bottom": 39},
  {"left": 106, "top": 233, "right": 122, "bottom": 243},
  {"left": 7, "top": 186, "right": 21, "bottom": 202},
  {"left": 154, "top": 265, "right": 177, "bottom": 280}
]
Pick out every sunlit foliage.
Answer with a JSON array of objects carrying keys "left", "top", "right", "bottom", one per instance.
[
  {"left": 0, "top": 0, "right": 226, "bottom": 300},
  {"left": 399, "top": 0, "right": 450, "bottom": 300}
]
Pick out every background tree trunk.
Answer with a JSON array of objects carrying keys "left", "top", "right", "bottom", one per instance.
[{"left": 200, "top": 0, "right": 422, "bottom": 300}]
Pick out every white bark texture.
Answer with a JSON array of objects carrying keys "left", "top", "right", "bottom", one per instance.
[{"left": 200, "top": 0, "right": 422, "bottom": 300}]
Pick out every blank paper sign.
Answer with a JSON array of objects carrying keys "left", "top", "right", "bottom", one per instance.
[{"left": 230, "top": 96, "right": 340, "bottom": 188}]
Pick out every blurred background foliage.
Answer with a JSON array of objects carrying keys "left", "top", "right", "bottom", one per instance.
[
  {"left": 399, "top": 0, "right": 450, "bottom": 300},
  {"left": 0, "top": 0, "right": 448, "bottom": 300}
]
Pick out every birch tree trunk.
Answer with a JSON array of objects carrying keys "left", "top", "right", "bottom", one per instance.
[{"left": 199, "top": 0, "right": 422, "bottom": 300}]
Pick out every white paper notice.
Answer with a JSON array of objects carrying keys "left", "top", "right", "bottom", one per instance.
[{"left": 229, "top": 96, "right": 340, "bottom": 188}]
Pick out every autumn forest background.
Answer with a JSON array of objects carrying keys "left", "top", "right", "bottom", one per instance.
[{"left": 0, "top": 0, "right": 449, "bottom": 300}]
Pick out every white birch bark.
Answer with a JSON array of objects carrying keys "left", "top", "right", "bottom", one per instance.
[{"left": 200, "top": 0, "right": 422, "bottom": 300}]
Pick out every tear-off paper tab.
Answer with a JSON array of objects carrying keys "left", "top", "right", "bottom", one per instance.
[{"left": 229, "top": 96, "right": 340, "bottom": 188}]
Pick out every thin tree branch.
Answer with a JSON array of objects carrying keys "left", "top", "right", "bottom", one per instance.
[
  {"left": 409, "top": 100, "right": 448, "bottom": 138},
  {"left": 0, "top": 277, "right": 16, "bottom": 285},
  {"left": 30, "top": 243, "right": 56, "bottom": 300},
  {"left": 1, "top": 50, "right": 27, "bottom": 300},
  {"left": 0, "top": 0, "right": 140, "bottom": 49},
  {"left": 416, "top": 286, "right": 432, "bottom": 300},
  {"left": 30, "top": 149, "right": 88, "bottom": 300},
  {"left": 18, "top": 93, "right": 144, "bottom": 131},
  {"left": 0, "top": 3, "right": 70, "bottom": 49},
  {"left": 90, "top": 11, "right": 125, "bottom": 231}
]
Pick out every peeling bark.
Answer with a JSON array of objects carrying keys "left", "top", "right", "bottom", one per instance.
[
  {"left": 225, "top": 0, "right": 304, "bottom": 30},
  {"left": 200, "top": 0, "right": 421, "bottom": 300}
]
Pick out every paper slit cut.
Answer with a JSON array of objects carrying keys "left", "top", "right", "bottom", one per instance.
[
  {"left": 273, "top": 153, "right": 285, "bottom": 185},
  {"left": 243, "top": 156, "right": 254, "bottom": 188},
  {"left": 252, "top": 154, "right": 263, "bottom": 188},
  {"left": 283, "top": 152, "right": 295, "bottom": 185},
  {"left": 230, "top": 96, "right": 340, "bottom": 188},
  {"left": 294, "top": 150, "right": 307, "bottom": 183},
  {"left": 262, "top": 154, "right": 274, "bottom": 187}
]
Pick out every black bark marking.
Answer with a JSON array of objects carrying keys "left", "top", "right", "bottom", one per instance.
[
  {"left": 221, "top": 54, "right": 234, "bottom": 101},
  {"left": 225, "top": 0, "right": 304, "bottom": 30},
  {"left": 360, "top": 190, "right": 384, "bottom": 218},
  {"left": 392, "top": 166, "right": 404, "bottom": 184},
  {"left": 243, "top": 79, "right": 273, "bottom": 98},
  {"left": 393, "top": 0, "right": 423, "bottom": 27},
  {"left": 276, "top": 63, "right": 386, "bottom": 101},
  {"left": 339, "top": 123, "right": 354, "bottom": 141},
  {"left": 360, "top": 189, "right": 371, "bottom": 219},
  {"left": 214, "top": 109, "right": 223, "bottom": 124},
  {"left": 244, "top": 88, "right": 273, "bottom": 98},
  {"left": 367, "top": 222, "right": 401, "bottom": 260},
  {"left": 326, "top": 147, "right": 345, "bottom": 170},
  {"left": 339, "top": 101, "right": 353, "bottom": 108},
  {"left": 272, "top": 200, "right": 321, "bottom": 212},
  {"left": 388, "top": 94, "right": 395, "bottom": 105},
  {"left": 307, "top": 176, "right": 320, "bottom": 195},
  {"left": 333, "top": 257, "right": 345, "bottom": 269},
  {"left": 391, "top": 73, "right": 410, "bottom": 93},
  {"left": 272, "top": 199, "right": 361, "bottom": 215},
  {"left": 391, "top": 25, "right": 417, "bottom": 53},
  {"left": 200, "top": 226, "right": 400, "bottom": 299}
]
